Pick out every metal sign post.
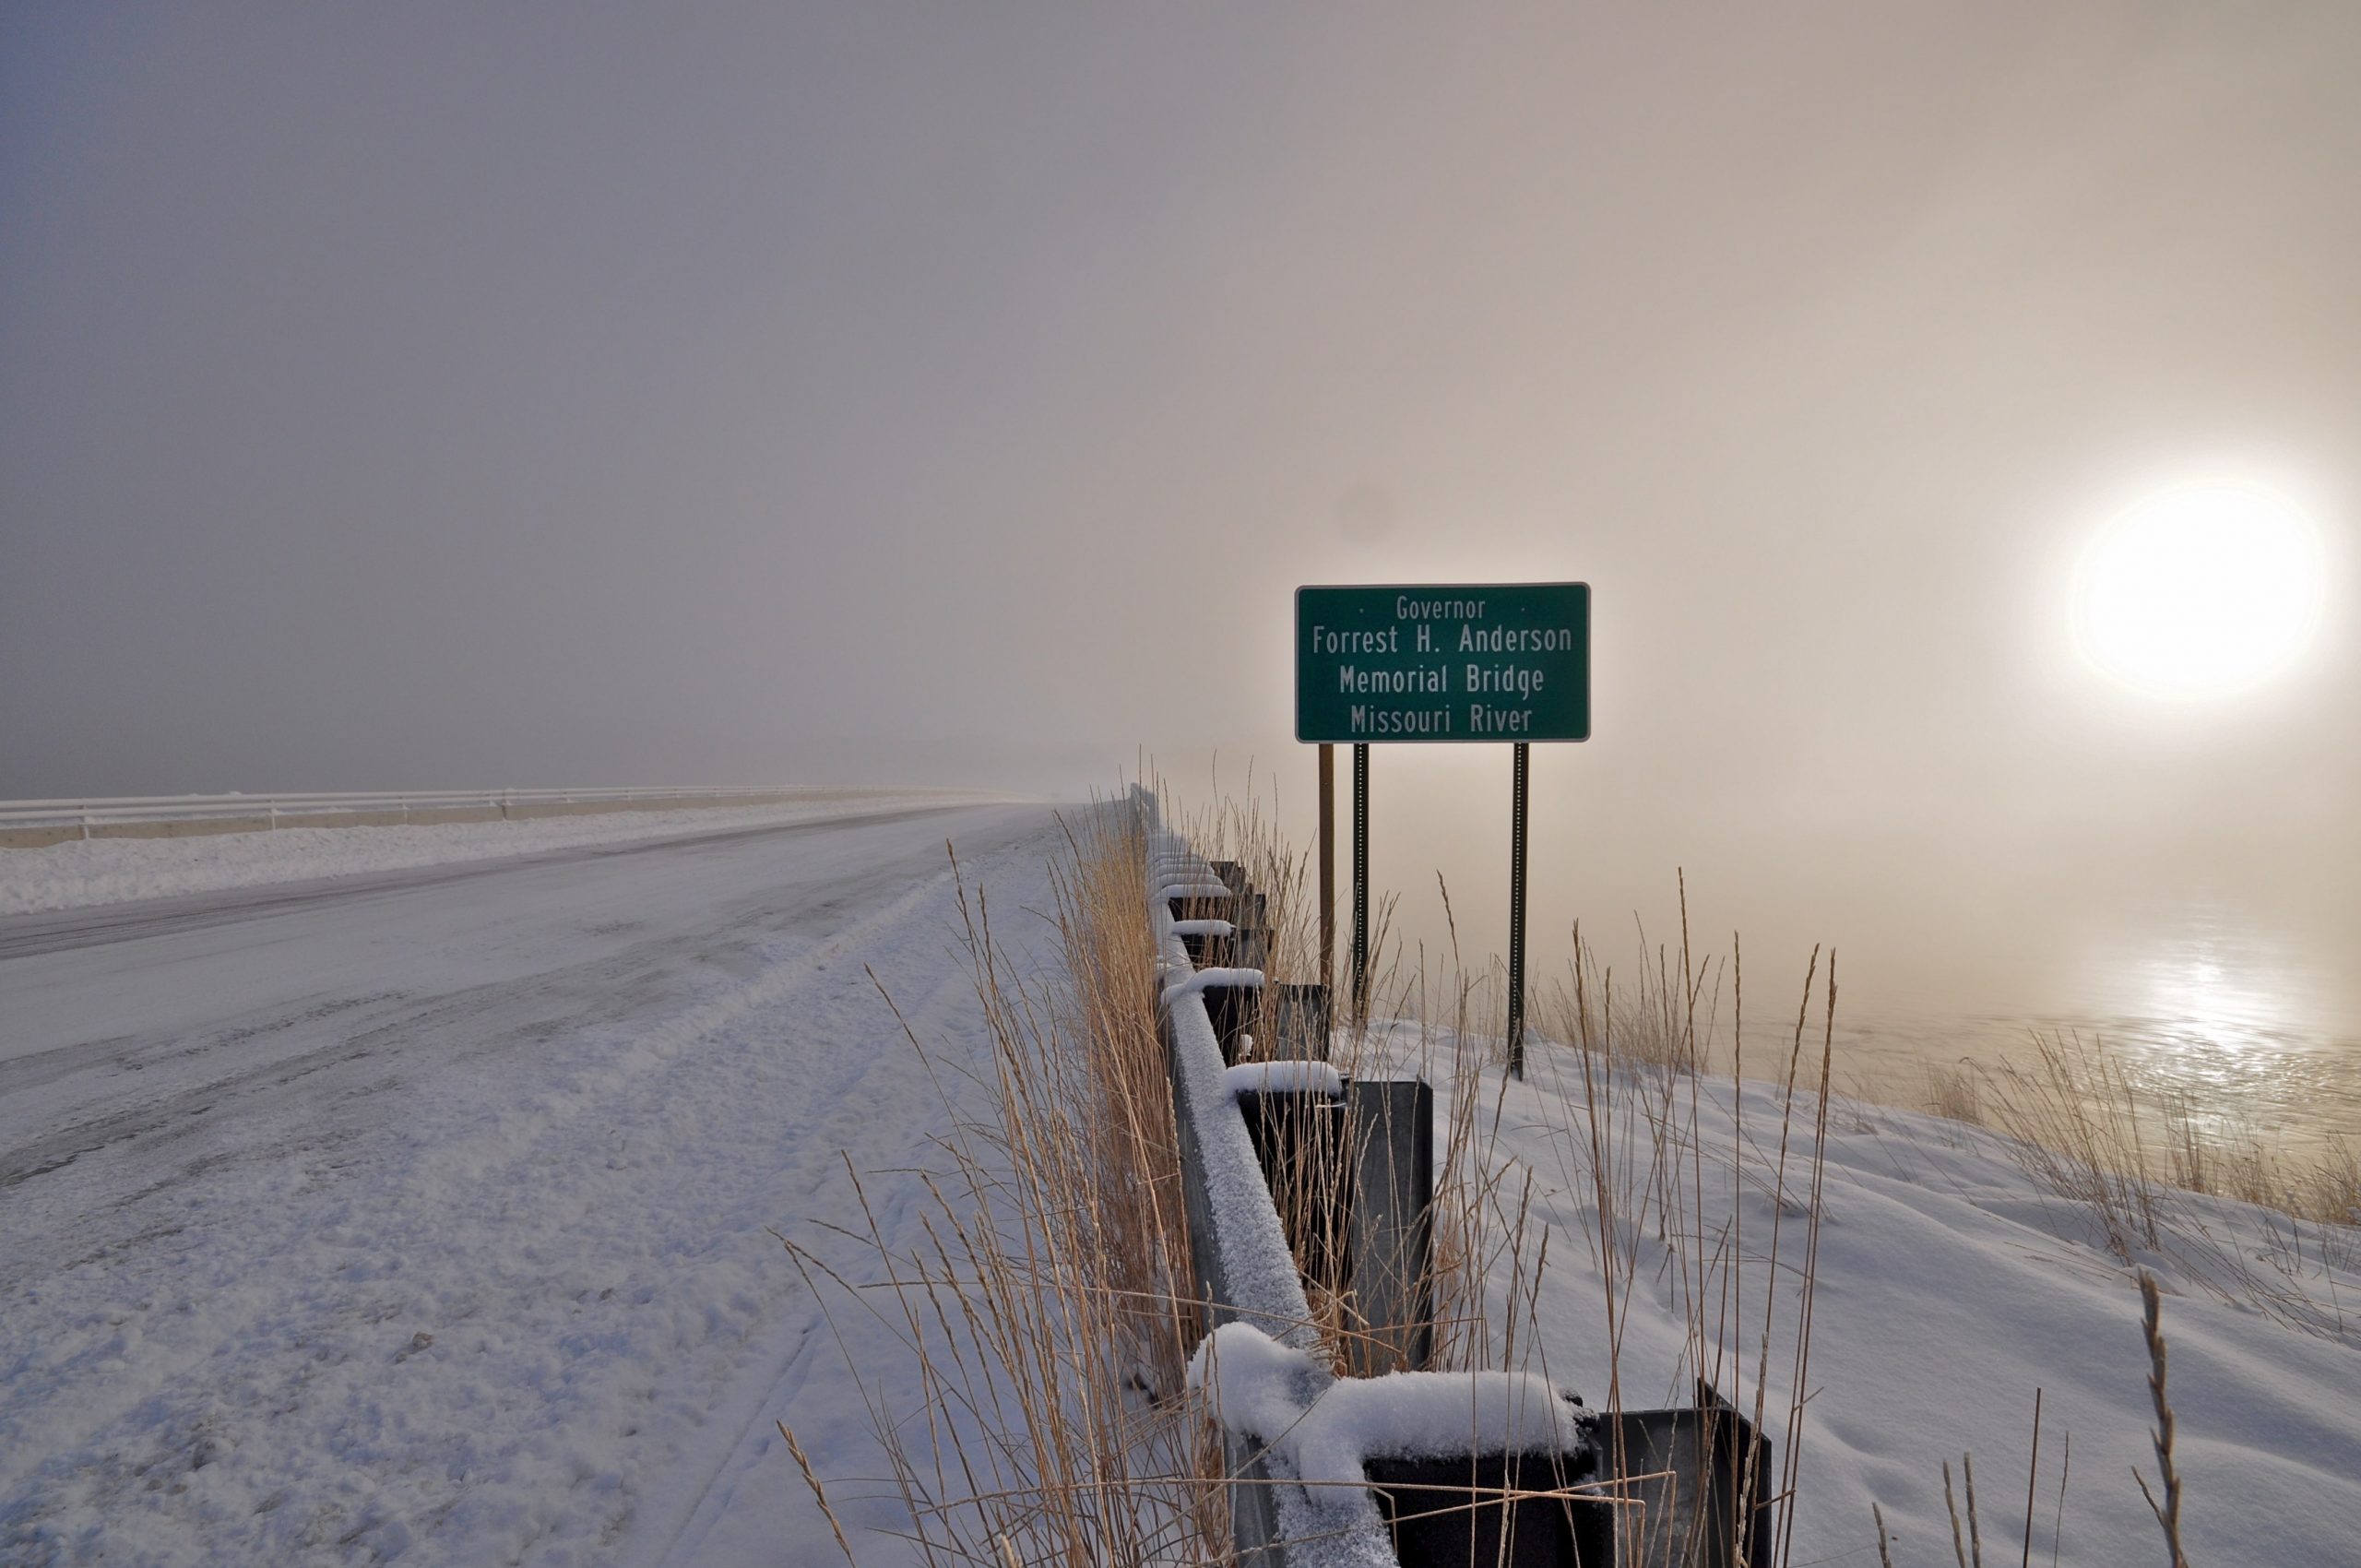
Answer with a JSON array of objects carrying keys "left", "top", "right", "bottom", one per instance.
[
  {"left": 1507, "top": 742, "right": 1531, "bottom": 1075},
  {"left": 1352, "top": 742, "right": 1370, "bottom": 1022},
  {"left": 1317, "top": 743, "right": 1335, "bottom": 999},
  {"left": 1296, "top": 584, "right": 1589, "bottom": 1075}
]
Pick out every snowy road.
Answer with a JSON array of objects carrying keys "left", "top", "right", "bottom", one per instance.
[
  {"left": 0, "top": 813, "right": 948, "bottom": 961},
  {"left": 0, "top": 802, "right": 1064, "bottom": 1565}
]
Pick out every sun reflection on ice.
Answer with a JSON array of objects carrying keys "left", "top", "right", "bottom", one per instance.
[
  {"left": 1802, "top": 897, "right": 2361, "bottom": 1156},
  {"left": 2101, "top": 907, "right": 2351, "bottom": 1139},
  {"left": 2140, "top": 951, "right": 2279, "bottom": 1062}
]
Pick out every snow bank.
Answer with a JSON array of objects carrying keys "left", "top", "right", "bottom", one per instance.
[{"left": 1382, "top": 1019, "right": 2361, "bottom": 1566}]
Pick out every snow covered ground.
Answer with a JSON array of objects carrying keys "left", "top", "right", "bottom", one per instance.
[
  {"left": 6, "top": 802, "right": 2355, "bottom": 1566},
  {"left": 0, "top": 790, "right": 1023, "bottom": 918},
  {"left": 0, "top": 801, "right": 1063, "bottom": 1566},
  {"left": 1375, "top": 1027, "right": 2361, "bottom": 1566}
]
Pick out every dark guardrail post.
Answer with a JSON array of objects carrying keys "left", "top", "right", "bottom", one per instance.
[{"left": 1345, "top": 1078, "right": 1434, "bottom": 1376}]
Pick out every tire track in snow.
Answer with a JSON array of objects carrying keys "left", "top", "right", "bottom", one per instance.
[
  {"left": 634, "top": 898, "right": 1045, "bottom": 1568},
  {"left": 0, "top": 804, "right": 1060, "bottom": 1568}
]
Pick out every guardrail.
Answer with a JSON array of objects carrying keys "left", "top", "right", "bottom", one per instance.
[
  {"left": 0, "top": 787, "right": 885, "bottom": 849},
  {"left": 1145, "top": 790, "right": 1774, "bottom": 1568},
  {"left": 1147, "top": 809, "right": 1392, "bottom": 1568}
]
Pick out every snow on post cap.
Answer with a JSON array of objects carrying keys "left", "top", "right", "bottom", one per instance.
[
  {"left": 1187, "top": 1324, "right": 1591, "bottom": 1501},
  {"left": 1222, "top": 1062, "right": 1345, "bottom": 1100},
  {"left": 1287, "top": 1368, "right": 1592, "bottom": 1492},
  {"left": 1185, "top": 1322, "right": 1325, "bottom": 1447},
  {"left": 1169, "top": 918, "right": 1236, "bottom": 938},
  {"left": 1157, "top": 880, "right": 1235, "bottom": 903},
  {"left": 1161, "top": 967, "right": 1264, "bottom": 1009}
]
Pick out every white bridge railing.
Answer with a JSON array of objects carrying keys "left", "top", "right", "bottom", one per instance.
[{"left": 0, "top": 787, "right": 820, "bottom": 838}]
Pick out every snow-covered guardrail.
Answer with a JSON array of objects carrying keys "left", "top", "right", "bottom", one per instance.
[
  {"left": 1148, "top": 811, "right": 1405, "bottom": 1568},
  {"left": 1147, "top": 792, "right": 1775, "bottom": 1568},
  {"left": 0, "top": 786, "right": 901, "bottom": 849},
  {"left": 1156, "top": 821, "right": 1590, "bottom": 1567}
]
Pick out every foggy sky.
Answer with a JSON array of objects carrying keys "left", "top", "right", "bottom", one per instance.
[{"left": 6, "top": 5, "right": 2358, "bottom": 1019}]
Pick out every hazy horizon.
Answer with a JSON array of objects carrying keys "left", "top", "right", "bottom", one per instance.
[{"left": 7, "top": 6, "right": 2357, "bottom": 1091}]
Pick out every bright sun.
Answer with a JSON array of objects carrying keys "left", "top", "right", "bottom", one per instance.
[{"left": 2072, "top": 480, "right": 2326, "bottom": 699}]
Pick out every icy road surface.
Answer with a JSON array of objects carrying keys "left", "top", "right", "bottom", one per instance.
[{"left": 0, "top": 802, "right": 1061, "bottom": 1565}]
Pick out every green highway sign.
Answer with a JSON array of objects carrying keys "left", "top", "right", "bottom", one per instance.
[{"left": 1295, "top": 583, "right": 1590, "bottom": 743}]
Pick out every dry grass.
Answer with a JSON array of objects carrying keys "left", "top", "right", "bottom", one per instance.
[
  {"left": 1975, "top": 1032, "right": 2174, "bottom": 1259},
  {"left": 1870, "top": 1039, "right": 2357, "bottom": 1561},
  {"left": 1153, "top": 788, "right": 2352, "bottom": 1562},
  {"left": 1857, "top": 1019, "right": 2359, "bottom": 1346},
  {"left": 1924, "top": 1061, "right": 1985, "bottom": 1130},
  {"left": 1350, "top": 868, "right": 1841, "bottom": 1568},
  {"left": 1542, "top": 910, "right": 1715, "bottom": 1077},
  {"left": 1076, "top": 787, "right": 1840, "bottom": 1564},
  {"left": 777, "top": 769, "right": 1452, "bottom": 1567},
  {"left": 762, "top": 750, "right": 2361, "bottom": 1568},
  {"left": 1945, "top": 1030, "right": 2359, "bottom": 1338},
  {"left": 780, "top": 794, "right": 1230, "bottom": 1564},
  {"left": 1153, "top": 765, "right": 1322, "bottom": 1004},
  {"left": 2133, "top": 1272, "right": 2189, "bottom": 1568},
  {"left": 1907, "top": 1030, "right": 2356, "bottom": 1237},
  {"left": 789, "top": 782, "right": 1841, "bottom": 1566},
  {"left": 1179, "top": 829, "right": 1848, "bottom": 1567}
]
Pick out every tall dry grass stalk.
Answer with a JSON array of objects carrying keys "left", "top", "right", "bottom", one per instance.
[
  {"left": 801, "top": 773, "right": 1843, "bottom": 1565},
  {"left": 1158, "top": 778, "right": 2343, "bottom": 1566},
  {"left": 781, "top": 795, "right": 1230, "bottom": 1564},
  {"left": 1942, "top": 1456, "right": 1975, "bottom": 1568},
  {"left": 1373, "top": 867, "right": 1843, "bottom": 1568},
  {"left": 1178, "top": 837, "right": 1844, "bottom": 1567},
  {"left": 1540, "top": 894, "right": 1836, "bottom": 1568},
  {"left": 1154, "top": 781, "right": 1482, "bottom": 1385},
  {"left": 2133, "top": 1272, "right": 2190, "bottom": 1568},
  {"left": 1150, "top": 765, "right": 1321, "bottom": 1001}
]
